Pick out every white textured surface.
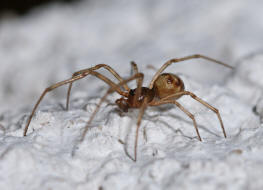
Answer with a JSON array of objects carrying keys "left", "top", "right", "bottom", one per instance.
[{"left": 0, "top": 1, "right": 263, "bottom": 190}]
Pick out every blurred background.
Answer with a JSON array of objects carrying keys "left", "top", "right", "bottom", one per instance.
[
  {"left": 0, "top": 0, "right": 77, "bottom": 14},
  {"left": 0, "top": 0, "right": 263, "bottom": 111}
]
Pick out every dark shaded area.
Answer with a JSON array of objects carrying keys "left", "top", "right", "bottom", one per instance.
[{"left": 0, "top": 0, "right": 79, "bottom": 15}]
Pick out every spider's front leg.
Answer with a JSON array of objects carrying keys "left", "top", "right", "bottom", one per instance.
[
  {"left": 24, "top": 71, "right": 127, "bottom": 136},
  {"left": 130, "top": 61, "right": 140, "bottom": 87},
  {"left": 130, "top": 69, "right": 149, "bottom": 161},
  {"left": 66, "top": 64, "right": 130, "bottom": 110},
  {"left": 134, "top": 98, "right": 148, "bottom": 161}
]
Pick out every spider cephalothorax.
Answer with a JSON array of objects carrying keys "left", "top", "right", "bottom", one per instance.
[
  {"left": 23, "top": 54, "right": 233, "bottom": 161},
  {"left": 116, "top": 87, "right": 155, "bottom": 112}
]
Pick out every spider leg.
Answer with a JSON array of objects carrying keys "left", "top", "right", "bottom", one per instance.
[
  {"left": 66, "top": 64, "right": 130, "bottom": 110},
  {"left": 158, "top": 91, "right": 227, "bottom": 138},
  {"left": 131, "top": 61, "right": 139, "bottom": 74},
  {"left": 130, "top": 61, "right": 139, "bottom": 87},
  {"left": 146, "top": 64, "right": 157, "bottom": 71},
  {"left": 130, "top": 62, "right": 144, "bottom": 105},
  {"left": 130, "top": 68, "right": 147, "bottom": 161},
  {"left": 149, "top": 99, "right": 202, "bottom": 141},
  {"left": 24, "top": 71, "right": 129, "bottom": 136},
  {"left": 183, "top": 91, "right": 227, "bottom": 138},
  {"left": 79, "top": 73, "right": 144, "bottom": 142},
  {"left": 134, "top": 98, "right": 148, "bottom": 161},
  {"left": 149, "top": 54, "right": 233, "bottom": 89}
]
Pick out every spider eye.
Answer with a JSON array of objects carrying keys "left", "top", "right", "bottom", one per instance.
[
  {"left": 129, "top": 89, "right": 135, "bottom": 96},
  {"left": 166, "top": 78, "right": 173, "bottom": 84}
]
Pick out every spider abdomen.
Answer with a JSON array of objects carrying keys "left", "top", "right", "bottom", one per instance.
[{"left": 153, "top": 73, "right": 185, "bottom": 99}]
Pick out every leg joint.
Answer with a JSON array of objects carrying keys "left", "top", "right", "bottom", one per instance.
[
  {"left": 214, "top": 108, "right": 219, "bottom": 113},
  {"left": 193, "top": 54, "right": 201, "bottom": 58},
  {"left": 46, "top": 87, "right": 53, "bottom": 92},
  {"left": 189, "top": 113, "right": 195, "bottom": 119},
  {"left": 170, "top": 58, "right": 179, "bottom": 63},
  {"left": 190, "top": 93, "right": 196, "bottom": 98},
  {"left": 185, "top": 91, "right": 196, "bottom": 98}
]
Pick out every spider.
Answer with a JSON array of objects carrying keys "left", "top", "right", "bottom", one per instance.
[{"left": 23, "top": 54, "right": 233, "bottom": 161}]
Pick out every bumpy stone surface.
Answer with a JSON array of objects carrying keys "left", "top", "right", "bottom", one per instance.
[{"left": 0, "top": 1, "right": 263, "bottom": 190}]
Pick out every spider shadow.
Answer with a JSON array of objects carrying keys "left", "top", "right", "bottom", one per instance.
[
  {"left": 72, "top": 98, "right": 222, "bottom": 141},
  {"left": 107, "top": 108, "right": 137, "bottom": 161},
  {"left": 113, "top": 107, "right": 191, "bottom": 161},
  {"left": 70, "top": 96, "right": 222, "bottom": 160},
  {"left": 108, "top": 103, "right": 223, "bottom": 161},
  {"left": 152, "top": 111, "right": 221, "bottom": 138}
]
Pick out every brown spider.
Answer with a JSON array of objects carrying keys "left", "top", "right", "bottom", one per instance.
[{"left": 23, "top": 54, "right": 233, "bottom": 161}]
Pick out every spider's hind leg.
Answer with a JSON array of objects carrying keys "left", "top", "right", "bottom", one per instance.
[
  {"left": 149, "top": 54, "right": 233, "bottom": 89},
  {"left": 152, "top": 90, "right": 227, "bottom": 139},
  {"left": 149, "top": 99, "right": 202, "bottom": 141},
  {"left": 183, "top": 91, "right": 227, "bottom": 138}
]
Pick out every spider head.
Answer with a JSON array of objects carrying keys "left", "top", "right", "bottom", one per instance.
[
  {"left": 115, "top": 98, "right": 129, "bottom": 112},
  {"left": 153, "top": 73, "right": 185, "bottom": 99}
]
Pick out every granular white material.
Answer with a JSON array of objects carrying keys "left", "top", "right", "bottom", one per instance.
[{"left": 0, "top": 1, "right": 263, "bottom": 190}]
